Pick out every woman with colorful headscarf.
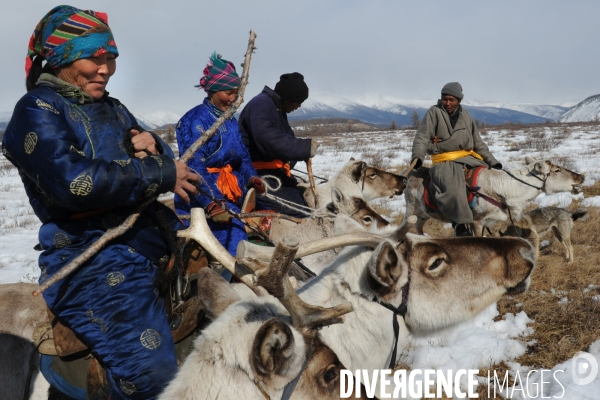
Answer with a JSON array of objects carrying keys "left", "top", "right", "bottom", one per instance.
[
  {"left": 3, "top": 5, "right": 200, "bottom": 399},
  {"left": 174, "top": 52, "right": 265, "bottom": 260}
]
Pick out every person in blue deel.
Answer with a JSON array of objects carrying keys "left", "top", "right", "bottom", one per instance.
[
  {"left": 3, "top": 5, "right": 200, "bottom": 399},
  {"left": 173, "top": 52, "right": 265, "bottom": 257}
]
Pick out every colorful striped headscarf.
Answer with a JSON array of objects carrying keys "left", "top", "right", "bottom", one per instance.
[
  {"left": 196, "top": 52, "right": 240, "bottom": 93},
  {"left": 25, "top": 5, "right": 118, "bottom": 77}
]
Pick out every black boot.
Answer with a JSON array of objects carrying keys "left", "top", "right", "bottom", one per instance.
[{"left": 454, "top": 223, "right": 473, "bottom": 237}]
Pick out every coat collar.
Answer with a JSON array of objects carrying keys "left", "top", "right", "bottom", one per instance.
[
  {"left": 262, "top": 86, "right": 281, "bottom": 108},
  {"left": 436, "top": 100, "right": 464, "bottom": 130},
  {"left": 37, "top": 73, "right": 99, "bottom": 104}
]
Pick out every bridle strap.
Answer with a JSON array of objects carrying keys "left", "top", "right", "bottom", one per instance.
[
  {"left": 281, "top": 339, "right": 314, "bottom": 400},
  {"left": 373, "top": 266, "right": 411, "bottom": 370},
  {"left": 503, "top": 169, "right": 546, "bottom": 190}
]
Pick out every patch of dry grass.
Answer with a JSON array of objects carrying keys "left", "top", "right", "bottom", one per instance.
[{"left": 582, "top": 181, "right": 600, "bottom": 198}]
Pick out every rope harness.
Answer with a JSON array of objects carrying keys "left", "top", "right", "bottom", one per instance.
[
  {"left": 187, "top": 171, "right": 325, "bottom": 278},
  {"left": 291, "top": 167, "right": 329, "bottom": 182},
  {"left": 503, "top": 168, "right": 546, "bottom": 191},
  {"left": 281, "top": 339, "right": 315, "bottom": 400}
]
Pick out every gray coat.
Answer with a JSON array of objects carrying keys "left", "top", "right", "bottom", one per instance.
[
  {"left": 411, "top": 102, "right": 499, "bottom": 168},
  {"left": 410, "top": 103, "right": 500, "bottom": 224}
]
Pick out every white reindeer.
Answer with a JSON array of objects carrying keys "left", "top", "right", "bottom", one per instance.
[
  {"left": 299, "top": 158, "right": 406, "bottom": 208},
  {"left": 402, "top": 157, "right": 584, "bottom": 250},
  {"left": 269, "top": 187, "right": 391, "bottom": 278},
  {"left": 159, "top": 267, "right": 373, "bottom": 400},
  {"left": 234, "top": 213, "right": 536, "bottom": 396}
]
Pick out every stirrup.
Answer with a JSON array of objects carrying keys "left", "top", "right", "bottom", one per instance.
[{"left": 242, "top": 188, "right": 256, "bottom": 214}]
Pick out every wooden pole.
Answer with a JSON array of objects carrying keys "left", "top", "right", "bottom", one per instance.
[{"left": 306, "top": 157, "right": 319, "bottom": 208}]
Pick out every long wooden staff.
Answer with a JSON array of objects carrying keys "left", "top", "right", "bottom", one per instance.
[
  {"left": 402, "top": 158, "right": 419, "bottom": 178},
  {"left": 306, "top": 158, "right": 319, "bottom": 208},
  {"left": 34, "top": 30, "right": 258, "bottom": 297}
]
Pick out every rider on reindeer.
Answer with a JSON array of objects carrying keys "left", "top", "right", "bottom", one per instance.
[{"left": 410, "top": 82, "right": 502, "bottom": 236}]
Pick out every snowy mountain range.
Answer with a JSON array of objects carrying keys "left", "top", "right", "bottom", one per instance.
[
  {"left": 1, "top": 93, "right": 596, "bottom": 131},
  {"left": 290, "top": 94, "right": 570, "bottom": 126},
  {"left": 558, "top": 94, "right": 600, "bottom": 122}
]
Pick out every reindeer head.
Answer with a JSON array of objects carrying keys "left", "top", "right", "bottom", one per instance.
[
  {"left": 166, "top": 267, "right": 372, "bottom": 400},
  {"left": 524, "top": 156, "right": 584, "bottom": 194},
  {"left": 346, "top": 158, "right": 406, "bottom": 200},
  {"left": 363, "top": 234, "right": 535, "bottom": 336},
  {"left": 328, "top": 187, "right": 390, "bottom": 232}
]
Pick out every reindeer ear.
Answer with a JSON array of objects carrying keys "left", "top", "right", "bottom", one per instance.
[
  {"left": 251, "top": 318, "right": 296, "bottom": 376},
  {"left": 534, "top": 162, "right": 544, "bottom": 173},
  {"left": 331, "top": 187, "right": 344, "bottom": 206},
  {"left": 349, "top": 157, "right": 355, "bottom": 161},
  {"left": 525, "top": 156, "right": 535, "bottom": 165},
  {"left": 365, "top": 241, "right": 406, "bottom": 298},
  {"left": 333, "top": 213, "right": 364, "bottom": 234},
  {"left": 197, "top": 268, "right": 240, "bottom": 319},
  {"left": 350, "top": 161, "right": 366, "bottom": 183}
]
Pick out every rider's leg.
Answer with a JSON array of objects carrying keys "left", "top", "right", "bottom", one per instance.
[
  {"left": 430, "top": 162, "right": 474, "bottom": 236},
  {"left": 44, "top": 244, "right": 178, "bottom": 400}
]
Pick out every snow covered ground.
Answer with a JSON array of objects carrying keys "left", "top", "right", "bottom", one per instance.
[{"left": 1, "top": 123, "right": 599, "bottom": 398}]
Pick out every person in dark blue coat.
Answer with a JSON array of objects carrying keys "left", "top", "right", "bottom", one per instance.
[
  {"left": 3, "top": 6, "right": 200, "bottom": 399},
  {"left": 238, "top": 73, "right": 320, "bottom": 218},
  {"left": 174, "top": 52, "right": 265, "bottom": 259}
]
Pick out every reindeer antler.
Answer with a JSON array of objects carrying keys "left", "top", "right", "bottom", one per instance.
[
  {"left": 254, "top": 237, "right": 352, "bottom": 332},
  {"left": 178, "top": 208, "right": 265, "bottom": 295},
  {"left": 180, "top": 208, "right": 352, "bottom": 332},
  {"left": 235, "top": 215, "right": 418, "bottom": 268},
  {"left": 237, "top": 232, "right": 386, "bottom": 267}
]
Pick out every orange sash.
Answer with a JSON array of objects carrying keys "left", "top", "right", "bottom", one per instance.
[
  {"left": 207, "top": 164, "right": 242, "bottom": 202},
  {"left": 252, "top": 160, "right": 292, "bottom": 177}
]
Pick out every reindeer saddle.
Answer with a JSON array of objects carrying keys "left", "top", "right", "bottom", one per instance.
[
  {"left": 423, "top": 166, "right": 486, "bottom": 213},
  {"left": 240, "top": 187, "right": 274, "bottom": 244}
]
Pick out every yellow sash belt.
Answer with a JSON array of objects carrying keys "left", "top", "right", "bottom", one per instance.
[{"left": 431, "top": 149, "right": 484, "bottom": 165}]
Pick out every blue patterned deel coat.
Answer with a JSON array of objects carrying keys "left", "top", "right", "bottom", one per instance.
[
  {"left": 174, "top": 97, "right": 258, "bottom": 256},
  {"left": 3, "top": 84, "right": 181, "bottom": 399}
]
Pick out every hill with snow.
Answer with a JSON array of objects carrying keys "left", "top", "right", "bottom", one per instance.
[
  {"left": 134, "top": 111, "right": 182, "bottom": 130},
  {"left": 288, "top": 93, "right": 570, "bottom": 126},
  {"left": 462, "top": 100, "right": 569, "bottom": 121},
  {"left": 558, "top": 94, "right": 600, "bottom": 123},
  {"left": 0, "top": 94, "right": 577, "bottom": 131}
]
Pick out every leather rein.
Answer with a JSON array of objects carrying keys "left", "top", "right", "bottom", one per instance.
[{"left": 469, "top": 167, "right": 548, "bottom": 211}]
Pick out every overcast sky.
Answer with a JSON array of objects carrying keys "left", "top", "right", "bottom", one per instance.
[{"left": 1, "top": 0, "right": 598, "bottom": 115}]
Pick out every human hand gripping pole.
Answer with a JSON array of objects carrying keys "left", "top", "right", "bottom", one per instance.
[{"left": 33, "top": 30, "right": 258, "bottom": 297}]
